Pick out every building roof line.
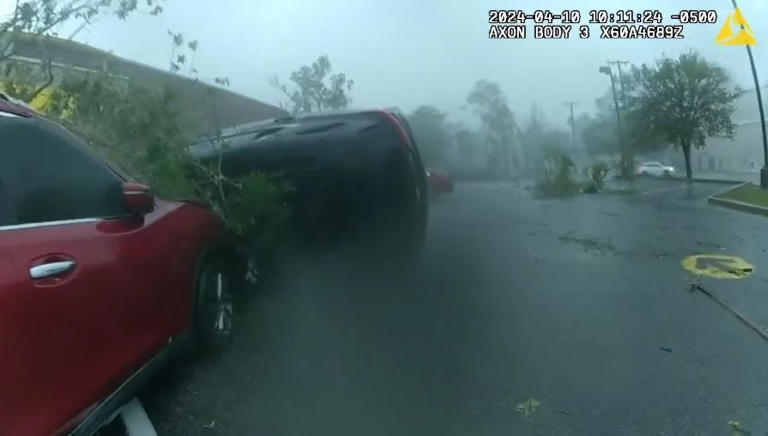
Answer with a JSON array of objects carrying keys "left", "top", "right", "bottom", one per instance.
[{"left": 9, "top": 33, "right": 282, "bottom": 111}]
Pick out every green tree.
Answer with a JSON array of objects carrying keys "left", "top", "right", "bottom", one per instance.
[
  {"left": 0, "top": 0, "right": 164, "bottom": 101},
  {"left": 581, "top": 89, "right": 669, "bottom": 169},
  {"left": 537, "top": 150, "right": 579, "bottom": 197},
  {"left": 407, "top": 105, "right": 451, "bottom": 166},
  {"left": 520, "top": 104, "right": 544, "bottom": 173},
  {"left": 164, "top": 32, "right": 218, "bottom": 83},
  {"left": 466, "top": 79, "right": 518, "bottom": 177},
  {"left": 519, "top": 104, "right": 570, "bottom": 174},
  {"left": 271, "top": 55, "right": 353, "bottom": 115},
  {"left": 48, "top": 73, "right": 286, "bottom": 243},
  {"left": 1, "top": 0, "right": 163, "bottom": 55},
  {"left": 13, "top": 71, "right": 286, "bottom": 279},
  {"left": 1, "top": 59, "right": 53, "bottom": 102},
  {"left": 454, "top": 128, "right": 481, "bottom": 164},
  {"left": 0, "top": 3, "right": 287, "bottom": 278},
  {"left": 629, "top": 51, "right": 741, "bottom": 180},
  {"left": 580, "top": 114, "right": 617, "bottom": 156},
  {"left": 536, "top": 129, "right": 570, "bottom": 156}
]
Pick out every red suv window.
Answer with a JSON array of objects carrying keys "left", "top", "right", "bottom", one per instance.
[{"left": 0, "top": 118, "right": 124, "bottom": 226}]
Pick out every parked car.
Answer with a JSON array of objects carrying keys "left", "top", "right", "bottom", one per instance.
[
  {"left": 426, "top": 169, "right": 455, "bottom": 197},
  {"left": 0, "top": 98, "right": 241, "bottom": 435},
  {"left": 637, "top": 161, "right": 676, "bottom": 177},
  {"left": 191, "top": 109, "right": 429, "bottom": 260}
]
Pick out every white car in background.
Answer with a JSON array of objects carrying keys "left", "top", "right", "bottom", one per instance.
[{"left": 637, "top": 161, "right": 676, "bottom": 177}]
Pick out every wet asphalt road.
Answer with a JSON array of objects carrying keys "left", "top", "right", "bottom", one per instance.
[{"left": 143, "top": 177, "right": 768, "bottom": 435}]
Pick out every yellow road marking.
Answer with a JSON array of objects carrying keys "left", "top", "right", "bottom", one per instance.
[{"left": 682, "top": 254, "right": 755, "bottom": 280}]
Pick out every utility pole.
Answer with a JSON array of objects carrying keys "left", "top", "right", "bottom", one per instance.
[
  {"left": 729, "top": 0, "right": 768, "bottom": 187},
  {"left": 600, "top": 65, "right": 628, "bottom": 176},
  {"left": 607, "top": 60, "right": 630, "bottom": 109},
  {"left": 563, "top": 101, "right": 578, "bottom": 151}
]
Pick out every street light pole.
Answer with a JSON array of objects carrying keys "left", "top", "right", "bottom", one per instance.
[{"left": 730, "top": 0, "right": 768, "bottom": 187}]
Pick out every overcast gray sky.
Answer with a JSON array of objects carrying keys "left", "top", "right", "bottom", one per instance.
[{"left": 3, "top": 0, "right": 768, "bottom": 128}]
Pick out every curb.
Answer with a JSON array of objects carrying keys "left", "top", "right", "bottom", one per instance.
[
  {"left": 632, "top": 174, "right": 746, "bottom": 185},
  {"left": 707, "top": 183, "right": 768, "bottom": 217},
  {"left": 668, "top": 176, "right": 745, "bottom": 185}
]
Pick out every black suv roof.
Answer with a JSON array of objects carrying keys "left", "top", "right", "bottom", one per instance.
[{"left": 189, "top": 109, "right": 411, "bottom": 159}]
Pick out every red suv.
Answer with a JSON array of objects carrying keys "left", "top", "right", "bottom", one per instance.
[
  {"left": 426, "top": 169, "right": 455, "bottom": 197},
  {"left": 0, "top": 99, "right": 239, "bottom": 435}
]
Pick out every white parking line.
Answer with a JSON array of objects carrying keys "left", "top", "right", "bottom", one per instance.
[{"left": 121, "top": 398, "right": 157, "bottom": 436}]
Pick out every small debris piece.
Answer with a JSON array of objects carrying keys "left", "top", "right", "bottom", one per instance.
[
  {"left": 686, "top": 275, "right": 701, "bottom": 292},
  {"left": 558, "top": 232, "right": 615, "bottom": 253},
  {"left": 203, "top": 420, "right": 217, "bottom": 429},
  {"left": 728, "top": 420, "right": 749, "bottom": 436},
  {"left": 516, "top": 398, "right": 540, "bottom": 418}
]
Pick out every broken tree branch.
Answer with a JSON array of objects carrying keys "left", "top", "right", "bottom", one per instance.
[
  {"left": 27, "top": 56, "right": 54, "bottom": 102},
  {"left": 690, "top": 283, "right": 768, "bottom": 343}
]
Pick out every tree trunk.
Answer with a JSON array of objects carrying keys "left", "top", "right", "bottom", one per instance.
[
  {"left": 502, "top": 143, "right": 510, "bottom": 179},
  {"left": 680, "top": 140, "right": 693, "bottom": 181}
]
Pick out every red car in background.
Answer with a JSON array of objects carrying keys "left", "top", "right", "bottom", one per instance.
[
  {"left": 426, "top": 169, "right": 455, "bottom": 197},
  {"left": 0, "top": 98, "right": 240, "bottom": 435}
]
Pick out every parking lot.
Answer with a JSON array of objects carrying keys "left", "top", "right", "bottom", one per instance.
[{"left": 139, "top": 177, "right": 768, "bottom": 435}]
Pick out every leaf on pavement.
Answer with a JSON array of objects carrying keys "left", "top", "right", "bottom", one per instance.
[
  {"left": 516, "top": 398, "right": 540, "bottom": 418},
  {"left": 729, "top": 420, "right": 750, "bottom": 436},
  {"left": 203, "top": 420, "right": 217, "bottom": 429}
]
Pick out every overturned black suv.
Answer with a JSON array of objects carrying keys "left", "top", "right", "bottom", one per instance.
[{"left": 190, "top": 109, "right": 429, "bottom": 260}]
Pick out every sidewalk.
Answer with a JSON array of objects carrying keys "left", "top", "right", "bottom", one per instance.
[
  {"left": 602, "top": 171, "right": 750, "bottom": 193},
  {"left": 684, "top": 170, "right": 758, "bottom": 183}
]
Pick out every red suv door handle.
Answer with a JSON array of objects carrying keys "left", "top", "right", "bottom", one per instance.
[{"left": 29, "top": 261, "right": 76, "bottom": 279}]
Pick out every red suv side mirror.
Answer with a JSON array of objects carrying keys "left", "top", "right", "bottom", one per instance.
[{"left": 121, "top": 182, "right": 154, "bottom": 215}]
